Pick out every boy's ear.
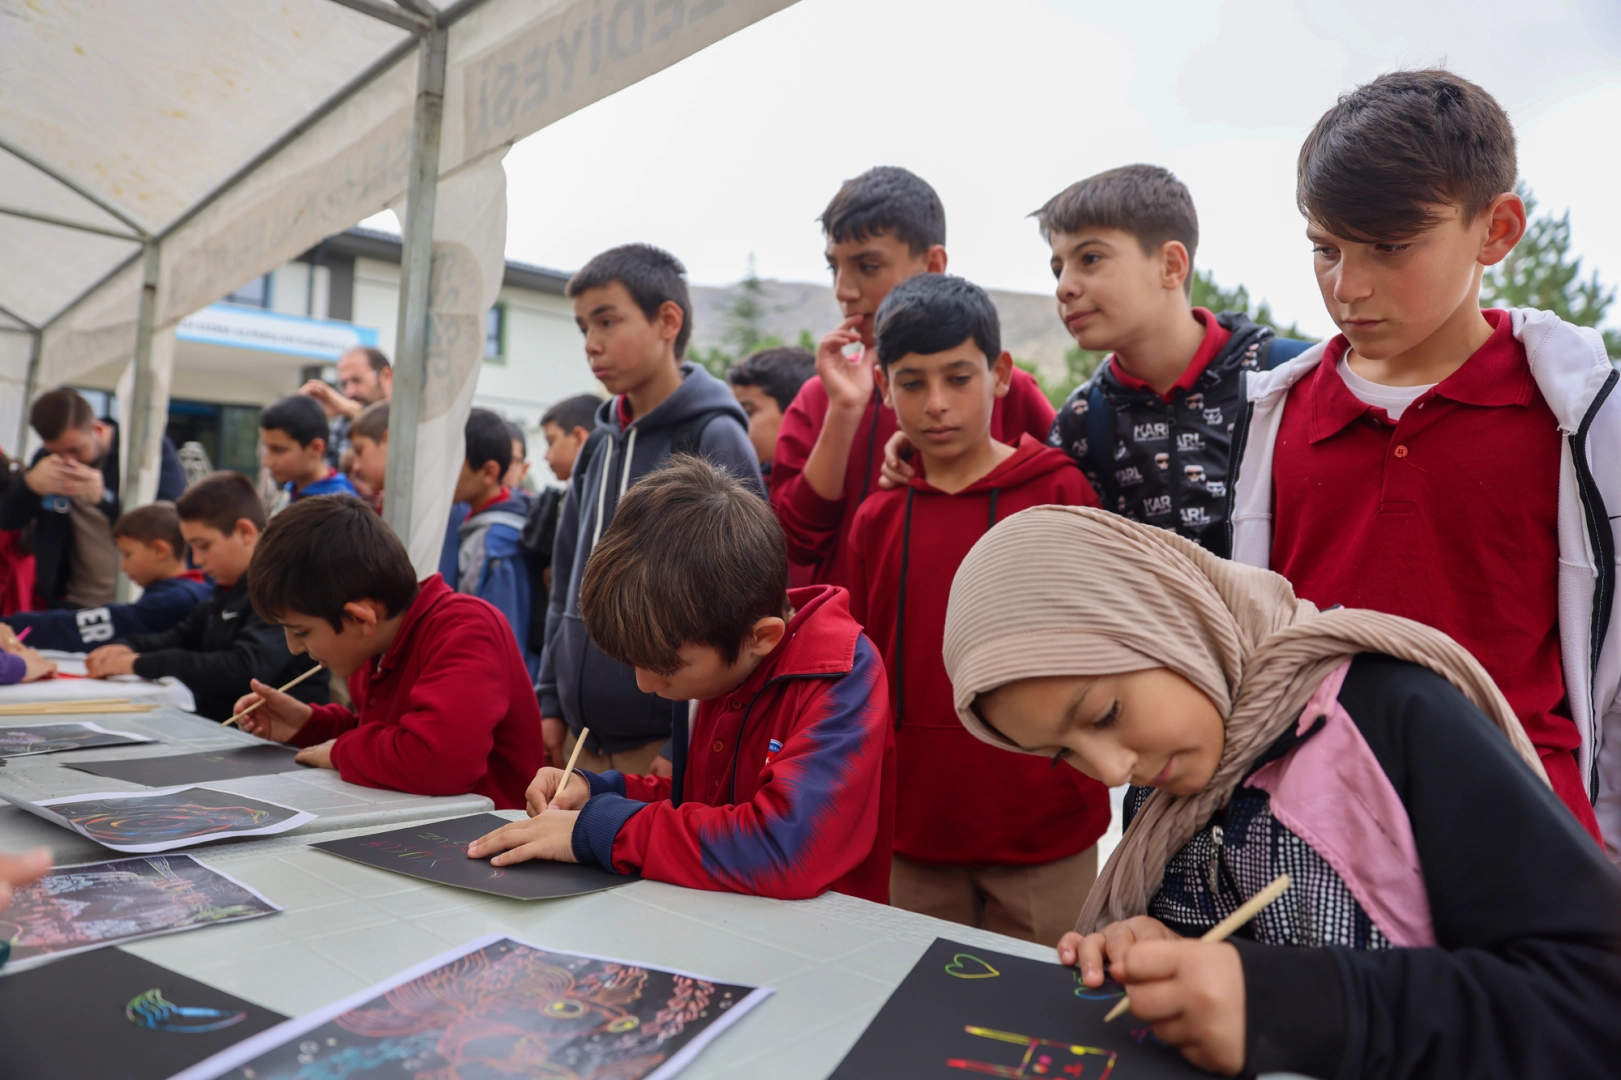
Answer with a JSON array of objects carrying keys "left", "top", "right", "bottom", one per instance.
[
  {"left": 1477, "top": 190, "right": 1528, "bottom": 267},
  {"left": 481, "top": 459, "right": 504, "bottom": 485},
  {"left": 746, "top": 616, "right": 787, "bottom": 658},
  {"left": 1157, "top": 240, "right": 1191, "bottom": 295},
  {"left": 874, "top": 362, "right": 892, "bottom": 407},
  {"left": 235, "top": 518, "right": 261, "bottom": 543},
  {"left": 924, "top": 244, "right": 948, "bottom": 274},
  {"left": 991, "top": 351, "right": 1014, "bottom": 399},
  {"left": 149, "top": 538, "right": 174, "bottom": 562},
  {"left": 568, "top": 425, "right": 592, "bottom": 445},
  {"left": 310, "top": 436, "right": 328, "bottom": 460},
  {"left": 341, "top": 599, "right": 386, "bottom": 632},
  {"left": 655, "top": 299, "right": 685, "bottom": 349}
]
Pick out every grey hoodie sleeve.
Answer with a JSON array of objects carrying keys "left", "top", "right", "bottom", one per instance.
[
  {"left": 537, "top": 474, "right": 584, "bottom": 719},
  {"left": 697, "top": 415, "right": 765, "bottom": 498}
]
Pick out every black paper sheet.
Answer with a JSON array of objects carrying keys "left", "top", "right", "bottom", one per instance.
[
  {"left": 314, "top": 813, "right": 637, "bottom": 899},
  {"left": 830, "top": 937, "right": 1210, "bottom": 1079},
  {"left": 0, "top": 947, "right": 287, "bottom": 1080},
  {"left": 67, "top": 744, "right": 305, "bottom": 785}
]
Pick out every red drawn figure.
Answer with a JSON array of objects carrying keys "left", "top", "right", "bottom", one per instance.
[{"left": 948, "top": 1026, "right": 1118, "bottom": 1080}]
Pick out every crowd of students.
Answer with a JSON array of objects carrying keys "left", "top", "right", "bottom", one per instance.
[{"left": 1, "top": 68, "right": 1618, "bottom": 1077}]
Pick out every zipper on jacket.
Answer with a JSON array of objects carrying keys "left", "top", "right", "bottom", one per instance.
[
  {"left": 724, "top": 670, "right": 843, "bottom": 803},
  {"left": 1570, "top": 367, "right": 1618, "bottom": 798}
]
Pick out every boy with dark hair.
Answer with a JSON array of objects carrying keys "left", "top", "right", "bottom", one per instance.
[
  {"left": 234, "top": 495, "right": 545, "bottom": 809},
  {"left": 727, "top": 345, "right": 816, "bottom": 470},
  {"left": 83, "top": 473, "right": 327, "bottom": 721},
  {"left": 1230, "top": 69, "right": 1621, "bottom": 848},
  {"left": 849, "top": 275, "right": 1109, "bottom": 944},
  {"left": 770, "top": 166, "right": 1055, "bottom": 590},
  {"left": 468, "top": 456, "right": 896, "bottom": 903},
  {"left": 347, "top": 401, "right": 389, "bottom": 499},
  {"left": 453, "top": 408, "right": 533, "bottom": 657},
  {"left": 3, "top": 503, "right": 210, "bottom": 651},
  {"left": 537, "top": 244, "right": 761, "bottom": 773},
  {"left": 260, "top": 393, "right": 357, "bottom": 505},
  {"left": 539, "top": 393, "right": 600, "bottom": 484},
  {"left": 503, "top": 421, "right": 531, "bottom": 491},
  {"left": 0, "top": 387, "right": 185, "bottom": 609}
]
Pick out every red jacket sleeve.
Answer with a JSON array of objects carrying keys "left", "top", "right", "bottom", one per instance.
[
  {"left": 621, "top": 773, "right": 673, "bottom": 802},
  {"left": 291, "top": 703, "right": 359, "bottom": 747},
  {"left": 1002, "top": 367, "right": 1058, "bottom": 442},
  {"left": 589, "top": 636, "right": 891, "bottom": 900},
  {"left": 325, "top": 619, "right": 510, "bottom": 796},
  {"left": 768, "top": 377, "right": 846, "bottom": 566}
]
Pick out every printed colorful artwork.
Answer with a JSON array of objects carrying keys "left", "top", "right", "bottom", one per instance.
[
  {"left": 830, "top": 938, "right": 1207, "bottom": 1080},
  {"left": 1, "top": 785, "right": 315, "bottom": 853},
  {"left": 173, "top": 934, "right": 773, "bottom": 1080},
  {"left": 0, "top": 852, "right": 280, "bottom": 965},
  {"left": 0, "top": 947, "right": 287, "bottom": 1080},
  {"left": 68, "top": 744, "right": 303, "bottom": 786},
  {"left": 314, "top": 813, "right": 634, "bottom": 899},
  {"left": 0, "top": 721, "right": 152, "bottom": 757}
]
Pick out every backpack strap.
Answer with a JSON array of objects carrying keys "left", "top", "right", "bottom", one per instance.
[
  {"left": 1261, "top": 336, "right": 1314, "bottom": 370},
  {"left": 1085, "top": 380, "right": 1119, "bottom": 512}
]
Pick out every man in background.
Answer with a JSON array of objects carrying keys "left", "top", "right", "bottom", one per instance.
[
  {"left": 301, "top": 346, "right": 393, "bottom": 466},
  {"left": 0, "top": 388, "right": 185, "bottom": 609}
]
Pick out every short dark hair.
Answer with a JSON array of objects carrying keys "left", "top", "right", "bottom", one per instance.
[
  {"left": 541, "top": 393, "right": 600, "bottom": 435},
  {"left": 505, "top": 421, "right": 527, "bottom": 460},
  {"left": 566, "top": 244, "right": 693, "bottom": 359},
  {"left": 350, "top": 346, "right": 390, "bottom": 372},
  {"left": 175, "top": 471, "right": 267, "bottom": 534},
  {"left": 260, "top": 394, "right": 330, "bottom": 448},
  {"left": 248, "top": 495, "right": 419, "bottom": 631},
  {"left": 1298, "top": 69, "right": 1517, "bottom": 243},
  {"left": 30, "top": 388, "right": 96, "bottom": 441},
  {"left": 874, "top": 274, "right": 1001, "bottom": 370},
  {"left": 820, "top": 166, "right": 946, "bottom": 256},
  {"left": 464, "top": 408, "right": 512, "bottom": 475},
  {"left": 112, "top": 502, "right": 184, "bottom": 555},
  {"left": 727, "top": 346, "right": 816, "bottom": 413},
  {"left": 580, "top": 456, "right": 787, "bottom": 671},
  {"left": 351, "top": 401, "right": 389, "bottom": 443},
  {"left": 1033, "top": 165, "right": 1199, "bottom": 290}
]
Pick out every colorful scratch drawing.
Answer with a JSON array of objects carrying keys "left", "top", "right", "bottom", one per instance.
[
  {"left": 947, "top": 1026, "right": 1117, "bottom": 1079},
  {"left": 170, "top": 934, "right": 773, "bottom": 1080},
  {"left": 6, "top": 785, "right": 315, "bottom": 853},
  {"left": 0, "top": 853, "right": 280, "bottom": 965},
  {"left": 829, "top": 938, "right": 1209, "bottom": 1079},
  {"left": 0, "top": 721, "right": 151, "bottom": 757},
  {"left": 126, "top": 989, "right": 250, "bottom": 1033},
  {"left": 314, "top": 813, "right": 634, "bottom": 900}
]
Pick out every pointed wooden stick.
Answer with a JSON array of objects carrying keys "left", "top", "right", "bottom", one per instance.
[
  {"left": 1104, "top": 873, "right": 1291, "bottom": 1022},
  {"left": 223, "top": 664, "right": 325, "bottom": 728}
]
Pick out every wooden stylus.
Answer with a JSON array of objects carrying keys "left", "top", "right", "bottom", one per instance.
[
  {"left": 553, "top": 727, "right": 590, "bottom": 807},
  {"left": 1103, "top": 872, "right": 1292, "bottom": 1022},
  {"left": 223, "top": 664, "right": 325, "bottom": 728}
]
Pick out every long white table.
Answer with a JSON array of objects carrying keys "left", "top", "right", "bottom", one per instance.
[{"left": 0, "top": 705, "right": 491, "bottom": 863}]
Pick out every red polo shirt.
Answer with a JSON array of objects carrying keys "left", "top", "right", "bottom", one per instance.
[
  {"left": 1110, "top": 308, "right": 1232, "bottom": 401},
  {"left": 1270, "top": 310, "right": 1599, "bottom": 840}
]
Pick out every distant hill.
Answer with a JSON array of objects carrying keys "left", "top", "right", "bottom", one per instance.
[{"left": 689, "top": 278, "right": 1074, "bottom": 382}]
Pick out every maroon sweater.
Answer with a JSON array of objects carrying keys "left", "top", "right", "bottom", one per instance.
[
  {"left": 849, "top": 436, "right": 1112, "bottom": 865},
  {"left": 293, "top": 574, "right": 546, "bottom": 810}
]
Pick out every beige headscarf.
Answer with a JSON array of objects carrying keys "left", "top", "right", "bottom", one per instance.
[{"left": 941, "top": 505, "right": 1547, "bottom": 934}]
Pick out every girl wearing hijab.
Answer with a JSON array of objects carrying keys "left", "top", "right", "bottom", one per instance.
[{"left": 942, "top": 505, "right": 1621, "bottom": 1079}]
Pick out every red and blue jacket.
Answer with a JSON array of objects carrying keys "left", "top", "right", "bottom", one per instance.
[{"left": 570, "top": 584, "right": 897, "bottom": 903}]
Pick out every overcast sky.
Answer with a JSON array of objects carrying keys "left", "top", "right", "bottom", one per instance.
[{"left": 374, "top": 0, "right": 1621, "bottom": 338}]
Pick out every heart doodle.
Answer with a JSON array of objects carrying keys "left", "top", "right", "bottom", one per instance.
[{"left": 943, "top": 953, "right": 1000, "bottom": 979}]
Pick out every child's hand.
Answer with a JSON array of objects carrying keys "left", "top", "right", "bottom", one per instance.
[
  {"left": 541, "top": 716, "right": 567, "bottom": 769},
  {"left": 525, "top": 767, "right": 589, "bottom": 816},
  {"left": 467, "top": 810, "right": 580, "bottom": 865},
  {"left": 1058, "top": 915, "right": 1180, "bottom": 988},
  {"left": 17, "top": 647, "right": 57, "bottom": 683},
  {"left": 294, "top": 739, "right": 337, "bottom": 769},
  {"left": 85, "top": 644, "right": 137, "bottom": 678},
  {"left": 232, "top": 678, "right": 313, "bottom": 742},
  {"left": 0, "top": 848, "right": 52, "bottom": 911},
  {"left": 648, "top": 754, "right": 674, "bottom": 779},
  {"left": 1109, "top": 939, "right": 1246, "bottom": 1076},
  {"left": 817, "top": 316, "right": 875, "bottom": 414},
  {"left": 877, "top": 430, "right": 917, "bottom": 489}
]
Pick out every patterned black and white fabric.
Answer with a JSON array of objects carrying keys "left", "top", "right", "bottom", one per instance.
[{"left": 1125, "top": 782, "right": 1391, "bottom": 950}]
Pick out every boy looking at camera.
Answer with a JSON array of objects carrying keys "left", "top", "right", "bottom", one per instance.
[
  {"left": 469, "top": 456, "right": 896, "bottom": 903},
  {"left": 848, "top": 275, "right": 1109, "bottom": 944},
  {"left": 771, "top": 166, "right": 1054, "bottom": 590},
  {"left": 234, "top": 495, "right": 545, "bottom": 808},
  {"left": 1229, "top": 70, "right": 1621, "bottom": 848},
  {"left": 85, "top": 473, "right": 326, "bottom": 721}
]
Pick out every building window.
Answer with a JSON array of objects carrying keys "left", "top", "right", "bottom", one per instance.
[
  {"left": 485, "top": 304, "right": 505, "bottom": 362},
  {"left": 224, "top": 273, "right": 271, "bottom": 309}
]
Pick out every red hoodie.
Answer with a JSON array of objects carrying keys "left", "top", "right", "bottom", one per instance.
[
  {"left": 292, "top": 574, "right": 546, "bottom": 810},
  {"left": 771, "top": 369, "right": 1055, "bottom": 590},
  {"left": 569, "top": 585, "right": 897, "bottom": 903},
  {"left": 849, "top": 435, "right": 1112, "bottom": 865}
]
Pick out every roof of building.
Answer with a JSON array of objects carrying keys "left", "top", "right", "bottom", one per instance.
[{"left": 316, "top": 227, "right": 572, "bottom": 297}]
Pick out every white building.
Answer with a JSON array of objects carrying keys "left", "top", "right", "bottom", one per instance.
[{"left": 67, "top": 228, "right": 598, "bottom": 479}]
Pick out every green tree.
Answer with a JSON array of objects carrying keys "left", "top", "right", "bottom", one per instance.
[
  {"left": 1016, "top": 345, "right": 1106, "bottom": 410},
  {"left": 1483, "top": 184, "right": 1621, "bottom": 358},
  {"left": 691, "top": 256, "right": 814, "bottom": 379},
  {"left": 1189, "top": 268, "right": 1310, "bottom": 340}
]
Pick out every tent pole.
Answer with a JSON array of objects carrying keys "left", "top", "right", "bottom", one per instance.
[
  {"left": 18, "top": 329, "right": 41, "bottom": 457},
  {"left": 382, "top": 23, "right": 447, "bottom": 548},
  {"left": 118, "top": 241, "right": 162, "bottom": 602}
]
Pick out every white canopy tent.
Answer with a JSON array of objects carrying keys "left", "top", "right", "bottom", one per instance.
[{"left": 0, "top": 0, "right": 796, "bottom": 575}]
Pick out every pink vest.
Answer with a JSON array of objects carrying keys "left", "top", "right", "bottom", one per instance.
[{"left": 1245, "top": 660, "right": 1436, "bottom": 947}]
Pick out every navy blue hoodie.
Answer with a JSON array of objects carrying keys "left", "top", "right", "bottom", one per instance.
[
  {"left": 4, "top": 573, "right": 212, "bottom": 652},
  {"left": 537, "top": 362, "right": 762, "bottom": 755}
]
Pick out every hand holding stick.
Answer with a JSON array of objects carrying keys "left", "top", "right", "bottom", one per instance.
[{"left": 224, "top": 664, "right": 324, "bottom": 728}]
